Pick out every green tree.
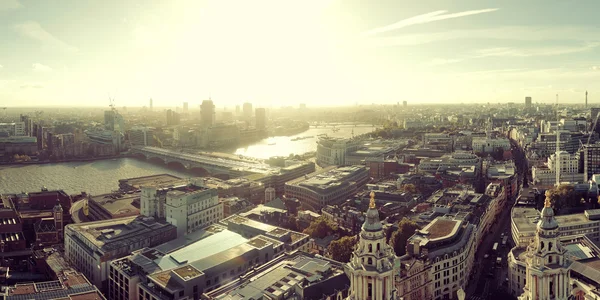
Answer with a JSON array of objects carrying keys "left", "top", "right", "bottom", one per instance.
[
  {"left": 303, "top": 217, "right": 338, "bottom": 239},
  {"left": 400, "top": 184, "right": 418, "bottom": 194},
  {"left": 327, "top": 236, "right": 357, "bottom": 263},
  {"left": 389, "top": 218, "right": 419, "bottom": 256},
  {"left": 546, "top": 185, "right": 584, "bottom": 212}
]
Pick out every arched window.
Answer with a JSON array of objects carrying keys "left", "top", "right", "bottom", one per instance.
[
  {"left": 369, "top": 244, "right": 372, "bottom": 253},
  {"left": 541, "top": 241, "right": 545, "bottom": 250},
  {"left": 548, "top": 256, "right": 553, "bottom": 264},
  {"left": 377, "top": 243, "right": 381, "bottom": 252},
  {"left": 368, "top": 258, "right": 372, "bottom": 265},
  {"left": 549, "top": 242, "right": 553, "bottom": 250}
]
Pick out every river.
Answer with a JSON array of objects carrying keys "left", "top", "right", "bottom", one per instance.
[{"left": 0, "top": 124, "right": 375, "bottom": 195}]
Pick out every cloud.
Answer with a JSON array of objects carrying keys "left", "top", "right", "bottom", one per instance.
[
  {"left": 32, "top": 63, "right": 52, "bottom": 72},
  {"left": 20, "top": 84, "right": 44, "bottom": 89},
  {"left": 592, "top": 66, "right": 600, "bottom": 71},
  {"left": 0, "top": 64, "right": 3, "bottom": 69},
  {"left": 363, "top": 8, "right": 499, "bottom": 36},
  {"left": 426, "top": 58, "right": 465, "bottom": 66},
  {"left": 475, "top": 43, "right": 599, "bottom": 58},
  {"left": 0, "top": 0, "right": 22, "bottom": 11},
  {"left": 14, "top": 21, "right": 78, "bottom": 53}
]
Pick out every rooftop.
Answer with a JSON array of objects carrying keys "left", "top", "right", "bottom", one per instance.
[
  {"left": 119, "top": 174, "right": 182, "bottom": 189},
  {"left": 292, "top": 166, "right": 367, "bottom": 192},
  {"left": 89, "top": 193, "right": 140, "bottom": 217},
  {"left": 5, "top": 271, "right": 104, "bottom": 300}
]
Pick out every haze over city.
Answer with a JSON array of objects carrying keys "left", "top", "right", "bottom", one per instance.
[{"left": 2, "top": 0, "right": 600, "bottom": 107}]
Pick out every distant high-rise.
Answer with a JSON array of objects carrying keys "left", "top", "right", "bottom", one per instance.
[
  {"left": 149, "top": 98, "right": 153, "bottom": 111},
  {"left": 19, "top": 114, "right": 33, "bottom": 136},
  {"left": 402, "top": 100, "right": 407, "bottom": 107},
  {"left": 183, "top": 102, "right": 189, "bottom": 113},
  {"left": 299, "top": 103, "right": 307, "bottom": 110},
  {"left": 235, "top": 105, "right": 240, "bottom": 115},
  {"left": 201, "top": 99, "right": 216, "bottom": 128},
  {"left": 243, "top": 102, "right": 253, "bottom": 120},
  {"left": 104, "top": 110, "right": 115, "bottom": 130},
  {"left": 166, "top": 110, "right": 180, "bottom": 126},
  {"left": 586, "top": 91, "right": 589, "bottom": 108},
  {"left": 525, "top": 96, "right": 532, "bottom": 108},
  {"left": 255, "top": 108, "right": 266, "bottom": 130}
]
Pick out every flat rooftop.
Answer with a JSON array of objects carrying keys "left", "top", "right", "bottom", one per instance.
[
  {"left": 119, "top": 174, "right": 182, "bottom": 189},
  {"left": 292, "top": 166, "right": 366, "bottom": 191},
  {"left": 89, "top": 193, "right": 140, "bottom": 217},
  {"left": 512, "top": 207, "right": 599, "bottom": 234},
  {"left": 5, "top": 271, "right": 104, "bottom": 300},
  {"left": 424, "top": 219, "right": 460, "bottom": 240}
]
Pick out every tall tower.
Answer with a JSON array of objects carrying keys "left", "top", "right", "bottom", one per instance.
[
  {"left": 586, "top": 91, "right": 588, "bottom": 109},
  {"left": 149, "top": 98, "right": 153, "bottom": 111},
  {"left": 53, "top": 201, "right": 64, "bottom": 240},
  {"left": 345, "top": 192, "right": 399, "bottom": 300},
  {"left": 519, "top": 192, "right": 570, "bottom": 300},
  {"left": 200, "top": 99, "right": 216, "bottom": 128}
]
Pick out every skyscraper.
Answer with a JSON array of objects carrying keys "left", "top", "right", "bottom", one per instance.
[
  {"left": 19, "top": 114, "right": 33, "bottom": 136},
  {"left": 149, "top": 98, "right": 153, "bottom": 111},
  {"left": 255, "top": 107, "right": 266, "bottom": 130},
  {"left": 586, "top": 91, "right": 588, "bottom": 109},
  {"left": 402, "top": 100, "right": 407, "bottom": 107},
  {"left": 201, "top": 99, "right": 216, "bottom": 128},
  {"left": 104, "top": 110, "right": 115, "bottom": 130},
  {"left": 183, "top": 102, "right": 188, "bottom": 113},
  {"left": 525, "top": 96, "right": 532, "bottom": 108},
  {"left": 242, "top": 102, "right": 253, "bottom": 120}
]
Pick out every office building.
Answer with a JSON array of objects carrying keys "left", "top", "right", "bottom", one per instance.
[
  {"left": 316, "top": 136, "right": 361, "bottom": 166},
  {"left": 0, "top": 136, "right": 37, "bottom": 155},
  {"left": 87, "top": 192, "right": 140, "bottom": 221},
  {"left": 183, "top": 102, "right": 188, "bottom": 113},
  {"left": 129, "top": 126, "right": 154, "bottom": 146},
  {"left": 150, "top": 98, "right": 153, "bottom": 111},
  {"left": 418, "top": 151, "right": 481, "bottom": 174},
  {"left": 346, "top": 193, "right": 400, "bottom": 300},
  {"left": 204, "top": 252, "right": 350, "bottom": 299},
  {"left": 525, "top": 96, "right": 532, "bottom": 108},
  {"left": 64, "top": 216, "right": 177, "bottom": 291},
  {"left": 0, "top": 122, "right": 25, "bottom": 136},
  {"left": 485, "top": 160, "right": 519, "bottom": 202},
  {"left": 201, "top": 99, "right": 216, "bottom": 128},
  {"left": 108, "top": 217, "right": 310, "bottom": 300},
  {"left": 164, "top": 187, "right": 223, "bottom": 237},
  {"left": 255, "top": 107, "right": 266, "bottom": 130},
  {"left": 3, "top": 271, "right": 105, "bottom": 300},
  {"left": 397, "top": 215, "right": 476, "bottom": 300},
  {"left": 166, "top": 109, "right": 180, "bottom": 126},
  {"left": 582, "top": 143, "right": 600, "bottom": 182},
  {"left": 19, "top": 114, "right": 33, "bottom": 136},
  {"left": 243, "top": 102, "right": 253, "bottom": 120},
  {"left": 264, "top": 187, "right": 276, "bottom": 203},
  {"left": 403, "top": 100, "right": 407, "bottom": 107},
  {"left": 284, "top": 165, "right": 369, "bottom": 211}
]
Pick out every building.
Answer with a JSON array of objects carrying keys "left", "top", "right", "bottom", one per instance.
[
  {"left": 129, "top": 126, "right": 154, "bottom": 146},
  {"left": 183, "top": 102, "right": 188, "bottom": 113},
  {"left": 418, "top": 151, "right": 481, "bottom": 174},
  {"left": 472, "top": 136, "right": 511, "bottom": 153},
  {"left": 2, "top": 271, "right": 105, "bottom": 300},
  {"left": 119, "top": 174, "right": 182, "bottom": 191},
  {"left": 201, "top": 99, "right": 216, "bottom": 128},
  {"left": 164, "top": 187, "right": 223, "bottom": 237},
  {"left": 87, "top": 192, "right": 140, "bottom": 221},
  {"left": 19, "top": 114, "right": 33, "bottom": 136},
  {"left": 150, "top": 98, "right": 153, "bottom": 111},
  {"left": 513, "top": 195, "right": 571, "bottom": 300},
  {"left": 511, "top": 206, "right": 600, "bottom": 247},
  {"left": 0, "top": 122, "right": 26, "bottom": 136},
  {"left": 64, "top": 216, "right": 177, "bottom": 291},
  {"left": 204, "top": 252, "right": 350, "bottom": 299},
  {"left": 255, "top": 107, "right": 266, "bottom": 130},
  {"left": 285, "top": 166, "right": 370, "bottom": 211},
  {"left": 582, "top": 143, "right": 600, "bottom": 182},
  {"left": 316, "top": 136, "right": 361, "bottom": 166},
  {"left": 108, "top": 217, "right": 310, "bottom": 300},
  {"left": 345, "top": 192, "right": 399, "bottom": 300},
  {"left": 166, "top": 109, "right": 180, "bottom": 126},
  {"left": 242, "top": 102, "right": 253, "bottom": 120},
  {"left": 525, "top": 96, "right": 532, "bottom": 108},
  {"left": 265, "top": 187, "right": 276, "bottom": 203},
  {"left": 485, "top": 160, "right": 518, "bottom": 202},
  {"left": 397, "top": 215, "right": 476, "bottom": 300},
  {"left": 221, "top": 197, "right": 254, "bottom": 217},
  {"left": 0, "top": 136, "right": 37, "bottom": 155}
]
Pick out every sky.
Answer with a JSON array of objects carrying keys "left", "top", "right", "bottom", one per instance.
[{"left": 1, "top": 0, "right": 600, "bottom": 108}]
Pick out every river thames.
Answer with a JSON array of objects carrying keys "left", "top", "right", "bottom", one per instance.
[{"left": 0, "top": 125, "right": 374, "bottom": 195}]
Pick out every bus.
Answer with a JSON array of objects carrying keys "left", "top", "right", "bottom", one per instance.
[
  {"left": 492, "top": 243, "right": 499, "bottom": 252},
  {"left": 502, "top": 236, "right": 509, "bottom": 247}
]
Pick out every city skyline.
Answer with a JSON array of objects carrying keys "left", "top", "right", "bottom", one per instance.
[{"left": 1, "top": 0, "right": 600, "bottom": 107}]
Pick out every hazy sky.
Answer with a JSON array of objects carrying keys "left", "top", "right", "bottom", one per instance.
[{"left": 1, "top": 0, "right": 600, "bottom": 108}]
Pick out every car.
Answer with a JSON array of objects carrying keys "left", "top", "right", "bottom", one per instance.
[{"left": 484, "top": 254, "right": 490, "bottom": 259}]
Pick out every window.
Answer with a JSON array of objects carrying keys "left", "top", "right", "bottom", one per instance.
[
  {"left": 368, "top": 258, "right": 372, "bottom": 265},
  {"left": 369, "top": 244, "right": 372, "bottom": 253},
  {"left": 179, "top": 291, "right": 184, "bottom": 297}
]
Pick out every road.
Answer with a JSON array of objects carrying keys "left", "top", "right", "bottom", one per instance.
[{"left": 467, "top": 139, "right": 527, "bottom": 299}]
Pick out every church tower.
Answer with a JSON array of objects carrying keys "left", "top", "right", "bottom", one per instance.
[
  {"left": 53, "top": 201, "right": 64, "bottom": 240},
  {"left": 519, "top": 191, "right": 570, "bottom": 300},
  {"left": 345, "top": 191, "right": 399, "bottom": 300}
]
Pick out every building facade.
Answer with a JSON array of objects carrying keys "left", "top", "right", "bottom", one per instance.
[{"left": 165, "top": 188, "right": 223, "bottom": 237}]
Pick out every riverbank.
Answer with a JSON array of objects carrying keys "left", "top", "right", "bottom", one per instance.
[{"left": 0, "top": 155, "right": 122, "bottom": 166}]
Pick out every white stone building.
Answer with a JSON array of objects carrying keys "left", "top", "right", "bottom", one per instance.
[
  {"left": 165, "top": 188, "right": 222, "bottom": 237},
  {"left": 345, "top": 192, "right": 399, "bottom": 300},
  {"left": 472, "top": 136, "right": 511, "bottom": 153}
]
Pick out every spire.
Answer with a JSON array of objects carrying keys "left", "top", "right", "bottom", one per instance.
[
  {"left": 369, "top": 191, "right": 376, "bottom": 209},
  {"left": 545, "top": 194, "right": 552, "bottom": 208}
]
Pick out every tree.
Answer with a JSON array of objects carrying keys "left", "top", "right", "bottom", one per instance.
[
  {"left": 389, "top": 218, "right": 419, "bottom": 256},
  {"left": 303, "top": 217, "right": 338, "bottom": 239},
  {"left": 285, "top": 215, "right": 298, "bottom": 231},
  {"left": 545, "top": 185, "right": 584, "bottom": 212},
  {"left": 400, "top": 184, "right": 418, "bottom": 194},
  {"left": 327, "top": 236, "right": 357, "bottom": 263}
]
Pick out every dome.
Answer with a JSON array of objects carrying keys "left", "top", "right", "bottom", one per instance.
[
  {"left": 538, "top": 192, "right": 558, "bottom": 230},
  {"left": 362, "top": 191, "right": 382, "bottom": 232}
]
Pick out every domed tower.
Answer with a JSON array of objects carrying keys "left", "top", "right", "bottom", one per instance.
[
  {"left": 53, "top": 200, "right": 64, "bottom": 240},
  {"left": 519, "top": 191, "right": 570, "bottom": 300},
  {"left": 345, "top": 191, "right": 399, "bottom": 300}
]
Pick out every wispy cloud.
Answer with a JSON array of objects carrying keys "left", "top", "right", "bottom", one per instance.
[
  {"left": 32, "top": 63, "right": 52, "bottom": 72},
  {"left": 592, "top": 66, "right": 600, "bottom": 71},
  {"left": 14, "top": 21, "right": 78, "bottom": 53},
  {"left": 363, "top": 8, "right": 499, "bottom": 36},
  {"left": 475, "top": 43, "right": 599, "bottom": 58},
  {"left": 20, "top": 84, "right": 44, "bottom": 89},
  {"left": 0, "top": 64, "right": 3, "bottom": 69},
  {"left": 0, "top": 0, "right": 22, "bottom": 11}
]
